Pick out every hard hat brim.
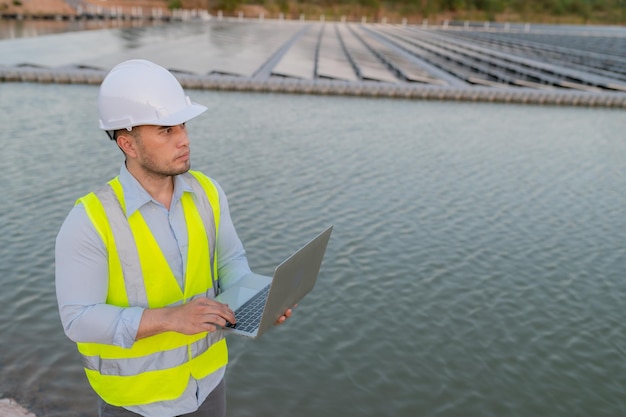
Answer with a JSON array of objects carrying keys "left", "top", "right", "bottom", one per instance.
[
  {"left": 99, "top": 101, "right": 207, "bottom": 131},
  {"left": 155, "top": 102, "right": 208, "bottom": 127}
]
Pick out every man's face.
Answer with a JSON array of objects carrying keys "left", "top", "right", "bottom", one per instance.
[{"left": 130, "top": 124, "right": 191, "bottom": 178}]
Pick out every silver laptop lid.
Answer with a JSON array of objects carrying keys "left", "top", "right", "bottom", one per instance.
[{"left": 254, "top": 225, "right": 333, "bottom": 338}]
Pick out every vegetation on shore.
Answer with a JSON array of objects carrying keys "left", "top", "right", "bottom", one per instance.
[
  {"left": 1, "top": 0, "right": 625, "bottom": 25},
  {"left": 181, "top": 0, "right": 626, "bottom": 25}
]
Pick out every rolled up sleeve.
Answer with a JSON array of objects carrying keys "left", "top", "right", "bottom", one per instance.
[{"left": 55, "top": 204, "right": 142, "bottom": 348}]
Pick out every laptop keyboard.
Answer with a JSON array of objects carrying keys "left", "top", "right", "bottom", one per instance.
[{"left": 225, "top": 284, "right": 270, "bottom": 332}]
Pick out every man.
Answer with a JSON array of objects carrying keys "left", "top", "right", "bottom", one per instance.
[{"left": 55, "top": 59, "right": 292, "bottom": 417}]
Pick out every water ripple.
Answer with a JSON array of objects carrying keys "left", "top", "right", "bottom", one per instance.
[{"left": 2, "top": 84, "right": 626, "bottom": 416}]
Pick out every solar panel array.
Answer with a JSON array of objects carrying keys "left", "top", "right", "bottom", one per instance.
[{"left": 2, "top": 20, "right": 625, "bottom": 106}]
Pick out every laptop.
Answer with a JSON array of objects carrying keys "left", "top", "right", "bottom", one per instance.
[{"left": 216, "top": 225, "right": 333, "bottom": 339}]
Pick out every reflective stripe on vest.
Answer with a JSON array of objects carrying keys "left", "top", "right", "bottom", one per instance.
[
  {"left": 75, "top": 171, "right": 228, "bottom": 407},
  {"left": 82, "top": 332, "right": 218, "bottom": 376}
]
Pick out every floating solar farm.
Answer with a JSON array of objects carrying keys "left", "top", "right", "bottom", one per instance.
[{"left": 2, "top": 19, "right": 626, "bottom": 107}]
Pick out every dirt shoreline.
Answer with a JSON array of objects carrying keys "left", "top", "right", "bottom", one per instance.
[
  {"left": 0, "top": 398, "right": 37, "bottom": 417},
  {"left": 1, "top": 0, "right": 172, "bottom": 17}
]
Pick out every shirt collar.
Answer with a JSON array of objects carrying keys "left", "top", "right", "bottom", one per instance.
[{"left": 118, "top": 164, "right": 195, "bottom": 217}]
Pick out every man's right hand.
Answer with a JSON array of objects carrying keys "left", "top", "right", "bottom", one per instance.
[{"left": 136, "top": 297, "right": 236, "bottom": 340}]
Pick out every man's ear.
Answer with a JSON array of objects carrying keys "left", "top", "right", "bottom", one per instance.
[{"left": 116, "top": 132, "right": 137, "bottom": 158}]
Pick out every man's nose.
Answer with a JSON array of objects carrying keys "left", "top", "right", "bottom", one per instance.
[{"left": 174, "top": 125, "right": 189, "bottom": 146}]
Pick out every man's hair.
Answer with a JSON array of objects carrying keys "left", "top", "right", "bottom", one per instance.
[
  {"left": 109, "top": 127, "right": 139, "bottom": 141},
  {"left": 110, "top": 127, "right": 141, "bottom": 156}
]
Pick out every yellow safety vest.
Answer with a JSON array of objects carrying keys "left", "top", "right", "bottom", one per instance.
[{"left": 75, "top": 171, "right": 228, "bottom": 407}]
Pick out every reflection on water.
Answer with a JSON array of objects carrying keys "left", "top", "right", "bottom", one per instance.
[
  {"left": 0, "top": 18, "right": 166, "bottom": 40},
  {"left": 1, "top": 81, "right": 626, "bottom": 417}
]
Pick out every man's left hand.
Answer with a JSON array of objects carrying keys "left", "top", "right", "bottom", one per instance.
[{"left": 275, "top": 305, "right": 297, "bottom": 325}]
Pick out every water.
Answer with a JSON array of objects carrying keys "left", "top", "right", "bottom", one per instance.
[
  {"left": 0, "top": 18, "right": 164, "bottom": 40},
  {"left": 1, "top": 80, "right": 626, "bottom": 417}
]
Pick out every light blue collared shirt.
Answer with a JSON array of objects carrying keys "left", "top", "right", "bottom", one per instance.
[{"left": 55, "top": 164, "right": 251, "bottom": 417}]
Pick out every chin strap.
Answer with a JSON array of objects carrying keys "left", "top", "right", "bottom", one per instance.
[{"left": 106, "top": 127, "right": 133, "bottom": 141}]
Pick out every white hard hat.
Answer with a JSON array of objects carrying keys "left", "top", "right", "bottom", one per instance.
[{"left": 98, "top": 59, "right": 207, "bottom": 132}]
